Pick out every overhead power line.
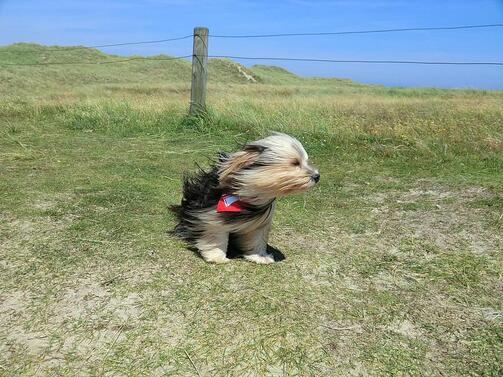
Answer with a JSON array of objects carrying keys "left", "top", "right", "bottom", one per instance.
[
  {"left": 52, "top": 35, "right": 192, "bottom": 50},
  {"left": 208, "top": 55, "right": 503, "bottom": 66},
  {"left": 1, "top": 23, "right": 502, "bottom": 55},
  {"left": 209, "top": 23, "right": 503, "bottom": 38}
]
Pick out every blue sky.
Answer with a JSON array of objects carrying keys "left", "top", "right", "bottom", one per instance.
[{"left": 1, "top": 0, "right": 502, "bottom": 89}]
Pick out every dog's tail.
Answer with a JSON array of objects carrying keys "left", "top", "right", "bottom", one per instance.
[{"left": 169, "top": 157, "right": 225, "bottom": 242}]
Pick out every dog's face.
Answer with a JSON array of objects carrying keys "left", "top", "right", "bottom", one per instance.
[{"left": 219, "top": 133, "right": 319, "bottom": 200}]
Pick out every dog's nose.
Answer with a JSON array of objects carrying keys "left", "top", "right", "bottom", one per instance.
[{"left": 312, "top": 172, "right": 320, "bottom": 183}]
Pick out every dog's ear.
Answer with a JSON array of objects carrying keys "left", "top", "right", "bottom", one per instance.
[
  {"left": 243, "top": 143, "right": 267, "bottom": 153},
  {"left": 218, "top": 148, "right": 262, "bottom": 184}
]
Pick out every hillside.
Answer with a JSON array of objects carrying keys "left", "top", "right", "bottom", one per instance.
[
  {"left": 0, "top": 43, "right": 282, "bottom": 95},
  {"left": 0, "top": 43, "right": 384, "bottom": 101}
]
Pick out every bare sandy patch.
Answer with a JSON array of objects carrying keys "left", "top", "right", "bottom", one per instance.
[{"left": 387, "top": 319, "right": 423, "bottom": 339}]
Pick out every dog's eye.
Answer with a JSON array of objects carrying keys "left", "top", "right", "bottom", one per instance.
[{"left": 291, "top": 159, "right": 301, "bottom": 167}]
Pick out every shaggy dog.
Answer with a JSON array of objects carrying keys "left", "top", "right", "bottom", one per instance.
[{"left": 171, "top": 133, "right": 319, "bottom": 264}]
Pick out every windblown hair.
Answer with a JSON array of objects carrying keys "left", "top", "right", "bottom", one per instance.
[{"left": 171, "top": 132, "right": 319, "bottom": 264}]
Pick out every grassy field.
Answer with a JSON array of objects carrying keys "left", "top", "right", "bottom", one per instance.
[{"left": 1, "top": 44, "right": 502, "bottom": 376}]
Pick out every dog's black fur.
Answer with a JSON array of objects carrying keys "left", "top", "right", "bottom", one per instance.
[{"left": 170, "top": 163, "right": 222, "bottom": 243}]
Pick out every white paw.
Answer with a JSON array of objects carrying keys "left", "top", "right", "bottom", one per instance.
[
  {"left": 204, "top": 255, "right": 230, "bottom": 264},
  {"left": 244, "top": 253, "right": 275, "bottom": 264},
  {"left": 200, "top": 248, "right": 230, "bottom": 264}
]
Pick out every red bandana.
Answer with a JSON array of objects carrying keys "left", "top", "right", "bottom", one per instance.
[{"left": 216, "top": 194, "right": 243, "bottom": 213}]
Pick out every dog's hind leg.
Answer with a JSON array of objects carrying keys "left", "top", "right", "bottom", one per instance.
[
  {"left": 241, "top": 224, "right": 275, "bottom": 264},
  {"left": 196, "top": 231, "right": 230, "bottom": 264}
]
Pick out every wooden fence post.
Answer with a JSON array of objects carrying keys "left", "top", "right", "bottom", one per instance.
[{"left": 189, "top": 27, "right": 209, "bottom": 116}]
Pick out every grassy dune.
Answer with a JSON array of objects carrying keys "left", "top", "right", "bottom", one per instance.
[{"left": 1, "top": 44, "right": 502, "bottom": 376}]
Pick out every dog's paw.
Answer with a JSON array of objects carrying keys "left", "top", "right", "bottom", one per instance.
[
  {"left": 244, "top": 253, "right": 275, "bottom": 264},
  {"left": 204, "top": 255, "right": 230, "bottom": 264},
  {"left": 200, "top": 248, "right": 230, "bottom": 264}
]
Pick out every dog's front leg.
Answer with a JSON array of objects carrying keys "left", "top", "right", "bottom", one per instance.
[
  {"left": 196, "top": 231, "right": 230, "bottom": 264},
  {"left": 241, "top": 224, "right": 275, "bottom": 264}
]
